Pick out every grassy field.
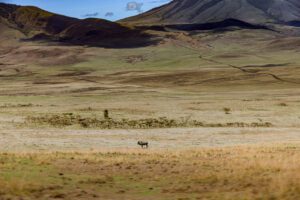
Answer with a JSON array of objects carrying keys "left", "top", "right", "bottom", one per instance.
[
  {"left": 0, "top": 29, "right": 299, "bottom": 129},
  {"left": 1, "top": 27, "right": 300, "bottom": 199},
  {"left": 1, "top": 145, "right": 300, "bottom": 200}
]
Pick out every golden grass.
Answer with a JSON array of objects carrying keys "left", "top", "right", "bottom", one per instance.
[{"left": 1, "top": 145, "right": 300, "bottom": 199}]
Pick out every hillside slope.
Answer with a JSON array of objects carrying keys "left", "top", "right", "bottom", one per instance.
[
  {"left": 0, "top": 3, "right": 155, "bottom": 47},
  {"left": 122, "top": 0, "right": 300, "bottom": 25}
]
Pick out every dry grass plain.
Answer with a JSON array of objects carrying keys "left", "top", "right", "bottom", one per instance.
[
  {"left": 2, "top": 145, "right": 300, "bottom": 200},
  {"left": 0, "top": 27, "right": 300, "bottom": 199}
]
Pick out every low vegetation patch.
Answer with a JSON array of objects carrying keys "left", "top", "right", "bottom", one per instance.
[
  {"left": 278, "top": 102, "right": 288, "bottom": 107},
  {"left": 0, "top": 103, "right": 42, "bottom": 108},
  {"left": 1, "top": 145, "right": 300, "bottom": 199},
  {"left": 25, "top": 113, "right": 272, "bottom": 129},
  {"left": 223, "top": 107, "right": 231, "bottom": 114},
  {"left": 124, "top": 55, "right": 147, "bottom": 64}
]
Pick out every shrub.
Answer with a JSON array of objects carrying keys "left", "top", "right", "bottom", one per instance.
[{"left": 223, "top": 107, "right": 231, "bottom": 114}]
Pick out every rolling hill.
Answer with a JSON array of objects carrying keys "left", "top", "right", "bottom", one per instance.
[
  {"left": 0, "top": 3, "right": 155, "bottom": 47},
  {"left": 122, "top": 0, "right": 300, "bottom": 25}
]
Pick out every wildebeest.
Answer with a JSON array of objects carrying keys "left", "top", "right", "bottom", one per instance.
[{"left": 137, "top": 141, "right": 148, "bottom": 149}]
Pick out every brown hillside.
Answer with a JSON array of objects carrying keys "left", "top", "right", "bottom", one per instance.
[{"left": 0, "top": 3, "right": 156, "bottom": 47}]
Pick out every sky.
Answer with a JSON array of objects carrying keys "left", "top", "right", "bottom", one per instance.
[{"left": 1, "top": 0, "right": 171, "bottom": 21}]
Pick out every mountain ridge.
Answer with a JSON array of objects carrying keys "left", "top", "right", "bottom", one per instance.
[{"left": 121, "top": 0, "right": 300, "bottom": 26}]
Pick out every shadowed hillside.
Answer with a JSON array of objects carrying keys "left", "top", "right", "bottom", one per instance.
[
  {"left": 137, "top": 19, "right": 268, "bottom": 32},
  {"left": 0, "top": 3, "right": 157, "bottom": 48}
]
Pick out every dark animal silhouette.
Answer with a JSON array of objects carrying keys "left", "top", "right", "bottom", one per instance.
[{"left": 137, "top": 141, "right": 148, "bottom": 149}]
